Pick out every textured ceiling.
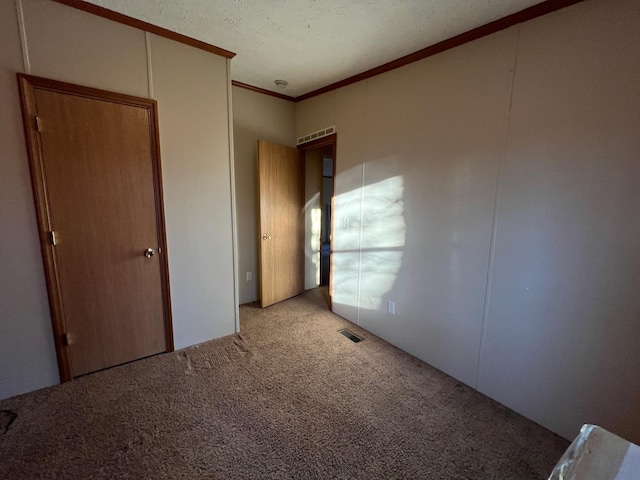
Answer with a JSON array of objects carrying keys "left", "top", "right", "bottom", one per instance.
[{"left": 85, "top": 0, "right": 546, "bottom": 97}]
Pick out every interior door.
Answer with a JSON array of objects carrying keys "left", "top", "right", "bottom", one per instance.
[
  {"left": 19, "top": 75, "right": 172, "bottom": 378},
  {"left": 258, "top": 140, "right": 304, "bottom": 307}
]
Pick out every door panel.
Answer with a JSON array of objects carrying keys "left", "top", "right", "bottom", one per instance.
[
  {"left": 32, "top": 86, "right": 167, "bottom": 377},
  {"left": 258, "top": 140, "right": 304, "bottom": 307}
]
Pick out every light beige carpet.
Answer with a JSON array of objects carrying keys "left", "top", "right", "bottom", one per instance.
[{"left": 0, "top": 288, "right": 567, "bottom": 479}]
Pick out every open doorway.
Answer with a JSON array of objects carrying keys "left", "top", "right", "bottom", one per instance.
[
  {"left": 299, "top": 134, "right": 336, "bottom": 309},
  {"left": 320, "top": 147, "right": 333, "bottom": 288}
]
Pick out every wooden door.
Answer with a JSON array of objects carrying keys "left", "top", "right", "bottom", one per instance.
[
  {"left": 258, "top": 140, "right": 304, "bottom": 307},
  {"left": 18, "top": 75, "right": 172, "bottom": 379}
]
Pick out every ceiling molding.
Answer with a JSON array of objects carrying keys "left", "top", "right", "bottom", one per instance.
[
  {"left": 231, "top": 81, "right": 296, "bottom": 102},
  {"left": 52, "top": 0, "right": 584, "bottom": 102},
  {"left": 295, "top": 0, "right": 585, "bottom": 102},
  {"left": 52, "top": 0, "right": 236, "bottom": 59}
]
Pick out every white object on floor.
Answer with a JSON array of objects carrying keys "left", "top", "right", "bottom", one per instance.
[{"left": 549, "top": 424, "right": 640, "bottom": 480}]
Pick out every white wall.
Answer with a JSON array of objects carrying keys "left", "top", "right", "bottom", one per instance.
[
  {"left": 304, "top": 149, "right": 322, "bottom": 290},
  {"left": 232, "top": 86, "right": 296, "bottom": 304},
  {"left": 0, "top": 0, "right": 236, "bottom": 399},
  {"left": 361, "top": 28, "right": 515, "bottom": 387},
  {"left": 478, "top": 0, "right": 640, "bottom": 444},
  {"left": 328, "top": 83, "right": 368, "bottom": 323},
  {"left": 296, "top": 0, "right": 640, "bottom": 443}
]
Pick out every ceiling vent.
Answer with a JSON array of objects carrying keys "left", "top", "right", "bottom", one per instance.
[{"left": 297, "top": 125, "right": 335, "bottom": 145}]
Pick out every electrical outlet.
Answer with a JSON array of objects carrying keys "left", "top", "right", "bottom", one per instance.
[
  {"left": 387, "top": 300, "right": 396, "bottom": 315},
  {"left": 246, "top": 272, "right": 253, "bottom": 282}
]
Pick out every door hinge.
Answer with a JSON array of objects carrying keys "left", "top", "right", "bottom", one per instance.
[
  {"left": 35, "top": 116, "right": 43, "bottom": 132},
  {"left": 63, "top": 332, "right": 75, "bottom": 346},
  {"left": 48, "top": 230, "right": 58, "bottom": 245}
]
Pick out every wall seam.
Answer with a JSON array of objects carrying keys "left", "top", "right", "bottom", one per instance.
[
  {"left": 226, "top": 58, "right": 241, "bottom": 333},
  {"left": 474, "top": 25, "right": 521, "bottom": 390},
  {"left": 15, "top": 0, "right": 31, "bottom": 74},
  {"left": 144, "top": 32, "right": 154, "bottom": 98},
  {"left": 355, "top": 80, "right": 369, "bottom": 326}
]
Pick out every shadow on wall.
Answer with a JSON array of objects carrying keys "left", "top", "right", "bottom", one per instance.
[{"left": 332, "top": 173, "right": 406, "bottom": 311}]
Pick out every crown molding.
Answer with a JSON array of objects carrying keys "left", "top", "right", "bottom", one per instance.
[
  {"left": 231, "top": 81, "right": 296, "bottom": 102},
  {"left": 53, "top": 0, "right": 235, "bottom": 59},
  {"left": 52, "top": 0, "right": 585, "bottom": 102},
  {"left": 296, "top": 0, "right": 584, "bottom": 102}
]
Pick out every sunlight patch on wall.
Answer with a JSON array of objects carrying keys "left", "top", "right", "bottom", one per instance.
[
  {"left": 304, "top": 193, "right": 322, "bottom": 289},
  {"left": 333, "top": 174, "right": 406, "bottom": 311},
  {"left": 333, "top": 182, "right": 362, "bottom": 309},
  {"left": 359, "top": 175, "right": 406, "bottom": 309}
]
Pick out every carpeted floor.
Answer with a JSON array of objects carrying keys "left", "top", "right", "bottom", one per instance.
[{"left": 0, "top": 288, "right": 568, "bottom": 479}]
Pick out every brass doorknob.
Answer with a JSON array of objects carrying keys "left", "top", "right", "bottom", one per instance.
[
  {"left": 262, "top": 234, "right": 272, "bottom": 240},
  {"left": 144, "top": 248, "right": 155, "bottom": 258}
]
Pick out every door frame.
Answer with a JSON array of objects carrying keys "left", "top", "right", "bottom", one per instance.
[
  {"left": 297, "top": 133, "right": 337, "bottom": 309},
  {"left": 17, "top": 74, "right": 174, "bottom": 382}
]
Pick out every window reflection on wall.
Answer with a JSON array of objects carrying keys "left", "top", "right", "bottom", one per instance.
[
  {"left": 333, "top": 174, "right": 405, "bottom": 311},
  {"left": 304, "top": 192, "right": 322, "bottom": 288}
]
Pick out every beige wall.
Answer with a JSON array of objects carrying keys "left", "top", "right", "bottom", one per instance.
[
  {"left": 149, "top": 34, "right": 236, "bottom": 348},
  {"left": 23, "top": 0, "right": 148, "bottom": 97},
  {"left": 232, "top": 86, "right": 296, "bottom": 304},
  {"left": 0, "top": 0, "right": 236, "bottom": 399},
  {"left": 0, "top": 0, "right": 60, "bottom": 399},
  {"left": 296, "top": 91, "right": 335, "bottom": 140},
  {"left": 296, "top": 0, "right": 640, "bottom": 442}
]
